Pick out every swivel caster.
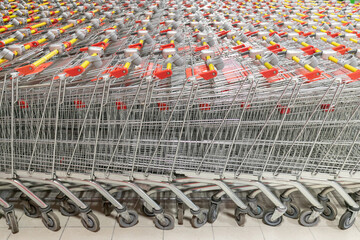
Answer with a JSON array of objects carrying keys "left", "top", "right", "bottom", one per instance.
[
  {"left": 4, "top": 210, "right": 19, "bottom": 234},
  {"left": 154, "top": 213, "right": 175, "bottom": 230},
  {"left": 339, "top": 210, "right": 356, "bottom": 230},
  {"left": 23, "top": 200, "right": 40, "bottom": 218},
  {"left": 235, "top": 207, "right": 246, "bottom": 226},
  {"left": 248, "top": 205, "right": 264, "bottom": 219},
  {"left": 298, "top": 210, "right": 320, "bottom": 227},
  {"left": 42, "top": 211, "right": 61, "bottom": 231},
  {"left": 262, "top": 211, "right": 283, "bottom": 227},
  {"left": 284, "top": 203, "right": 300, "bottom": 219},
  {"left": 320, "top": 202, "right": 337, "bottom": 221},
  {"left": 191, "top": 209, "right": 208, "bottom": 228},
  {"left": 60, "top": 198, "right": 80, "bottom": 216},
  {"left": 81, "top": 212, "right": 100, "bottom": 232},
  {"left": 117, "top": 210, "right": 138, "bottom": 228}
]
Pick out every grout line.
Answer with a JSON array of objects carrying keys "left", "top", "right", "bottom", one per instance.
[
  {"left": 110, "top": 217, "right": 117, "bottom": 240},
  {"left": 211, "top": 224, "right": 215, "bottom": 240},
  {"left": 258, "top": 224, "right": 267, "bottom": 240},
  {"left": 58, "top": 217, "right": 70, "bottom": 240},
  {"left": 308, "top": 227, "right": 317, "bottom": 240},
  {"left": 354, "top": 222, "right": 360, "bottom": 233}
]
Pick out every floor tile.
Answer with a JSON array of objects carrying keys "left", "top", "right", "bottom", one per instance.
[
  {"left": 112, "top": 226, "right": 163, "bottom": 240},
  {"left": 261, "top": 225, "right": 315, "bottom": 240},
  {"left": 164, "top": 226, "right": 213, "bottom": 240},
  {"left": 0, "top": 230, "right": 10, "bottom": 240},
  {"left": 213, "top": 226, "right": 264, "bottom": 240},
  {"left": 268, "top": 215, "right": 300, "bottom": 227},
  {"left": 8, "top": 228, "right": 62, "bottom": 240},
  {"left": 60, "top": 226, "right": 114, "bottom": 240},
  {"left": 310, "top": 226, "right": 360, "bottom": 240},
  {"left": 137, "top": 214, "right": 159, "bottom": 227},
  {"left": 18, "top": 209, "right": 68, "bottom": 229}
]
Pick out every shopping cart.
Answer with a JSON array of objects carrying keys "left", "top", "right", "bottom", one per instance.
[{"left": 2, "top": 0, "right": 360, "bottom": 235}]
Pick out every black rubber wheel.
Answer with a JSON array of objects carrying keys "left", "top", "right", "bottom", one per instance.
[
  {"left": 81, "top": 212, "right": 100, "bottom": 232},
  {"left": 248, "top": 205, "right": 264, "bottom": 219},
  {"left": 262, "top": 211, "right": 283, "bottom": 227},
  {"left": 321, "top": 202, "right": 337, "bottom": 221},
  {"left": 23, "top": 200, "right": 40, "bottom": 218},
  {"left": 103, "top": 202, "right": 113, "bottom": 216},
  {"left": 208, "top": 203, "right": 219, "bottom": 223},
  {"left": 284, "top": 203, "right": 300, "bottom": 219},
  {"left": 6, "top": 211, "right": 19, "bottom": 234},
  {"left": 235, "top": 207, "right": 246, "bottom": 226},
  {"left": 298, "top": 210, "right": 320, "bottom": 227},
  {"left": 191, "top": 210, "right": 208, "bottom": 228},
  {"left": 117, "top": 210, "right": 138, "bottom": 228},
  {"left": 154, "top": 213, "right": 175, "bottom": 230},
  {"left": 42, "top": 211, "right": 61, "bottom": 231},
  {"left": 339, "top": 210, "right": 355, "bottom": 230},
  {"left": 59, "top": 200, "right": 80, "bottom": 216}
]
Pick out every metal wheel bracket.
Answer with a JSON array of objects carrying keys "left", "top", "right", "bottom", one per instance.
[
  {"left": 155, "top": 213, "right": 167, "bottom": 225},
  {"left": 307, "top": 210, "right": 321, "bottom": 223},
  {"left": 270, "top": 207, "right": 286, "bottom": 222},
  {"left": 119, "top": 211, "right": 131, "bottom": 222},
  {"left": 349, "top": 210, "right": 358, "bottom": 223}
]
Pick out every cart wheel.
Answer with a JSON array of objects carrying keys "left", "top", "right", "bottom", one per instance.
[
  {"left": 117, "top": 210, "right": 138, "bottom": 228},
  {"left": 60, "top": 200, "right": 79, "bottom": 216},
  {"left": 23, "top": 200, "right": 40, "bottom": 218},
  {"left": 298, "top": 210, "right": 320, "bottom": 227},
  {"left": 42, "top": 211, "right": 61, "bottom": 231},
  {"left": 284, "top": 203, "right": 300, "bottom": 219},
  {"left": 142, "top": 204, "right": 154, "bottom": 217},
  {"left": 262, "top": 211, "right": 283, "bottom": 227},
  {"left": 6, "top": 211, "right": 19, "bottom": 234},
  {"left": 321, "top": 202, "right": 337, "bottom": 221},
  {"left": 141, "top": 200, "right": 159, "bottom": 217},
  {"left": 154, "top": 213, "right": 175, "bottom": 230},
  {"left": 339, "top": 210, "right": 356, "bottom": 230},
  {"left": 103, "top": 202, "right": 113, "bottom": 216},
  {"left": 248, "top": 205, "right": 264, "bottom": 219},
  {"left": 235, "top": 207, "right": 246, "bottom": 226},
  {"left": 208, "top": 203, "right": 219, "bottom": 223},
  {"left": 191, "top": 210, "right": 208, "bottom": 228},
  {"left": 81, "top": 212, "right": 100, "bottom": 232}
]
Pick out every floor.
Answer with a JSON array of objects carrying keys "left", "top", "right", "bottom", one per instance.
[{"left": 1, "top": 192, "right": 360, "bottom": 240}]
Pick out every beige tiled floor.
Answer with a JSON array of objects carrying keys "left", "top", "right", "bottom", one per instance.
[{"left": 1, "top": 195, "right": 360, "bottom": 240}]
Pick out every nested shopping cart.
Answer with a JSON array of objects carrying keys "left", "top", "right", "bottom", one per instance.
[{"left": 2, "top": 0, "right": 360, "bottom": 235}]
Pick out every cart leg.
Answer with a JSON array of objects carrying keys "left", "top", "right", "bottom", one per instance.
[
  {"left": 0, "top": 179, "right": 61, "bottom": 231},
  {"left": 51, "top": 180, "right": 100, "bottom": 232},
  {"left": 87, "top": 180, "right": 139, "bottom": 227},
  {"left": 136, "top": 180, "right": 208, "bottom": 228},
  {"left": 176, "top": 198, "right": 184, "bottom": 225},
  {"left": 323, "top": 181, "right": 360, "bottom": 230},
  {"left": 280, "top": 188, "right": 300, "bottom": 219}
]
